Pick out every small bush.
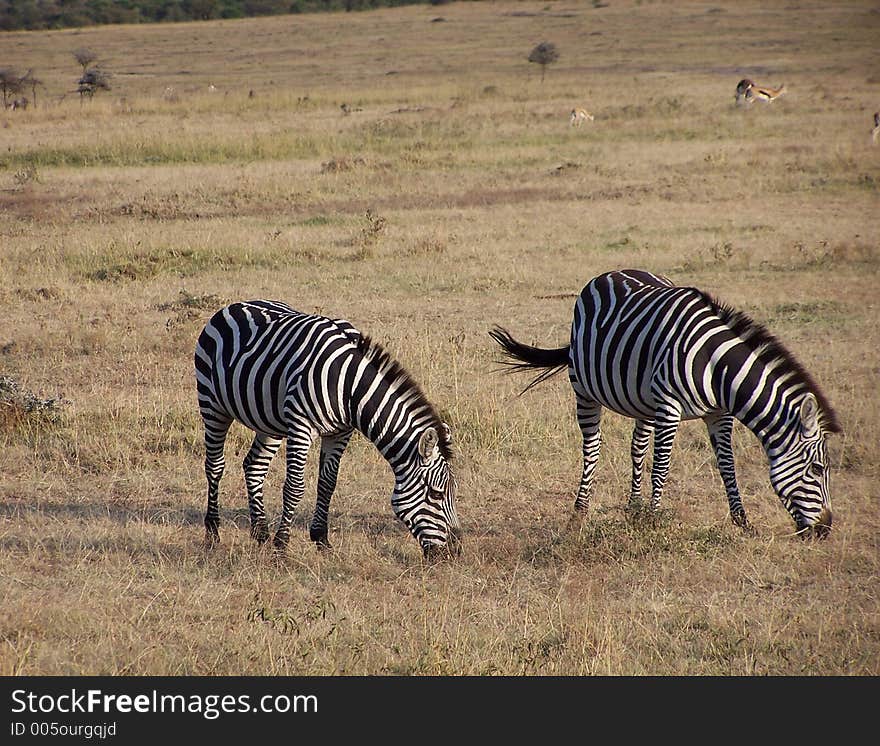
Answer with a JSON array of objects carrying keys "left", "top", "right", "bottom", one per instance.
[
  {"left": 356, "top": 209, "right": 387, "bottom": 259},
  {"left": 0, "top": 375, "right": 68, "bottom": 432}
]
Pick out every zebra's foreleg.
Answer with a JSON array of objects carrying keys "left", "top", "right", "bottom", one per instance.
[
  {"left": 243, "top": 433, "right": 284, "bottom": 544},
  {"left": 648, "top": 406, "right": 682, "bottom": 512},
  {"left": 705, "top": 414, "right": 751, "bottom": 530},
  {"left": 202, "top": 414, "right": 232, "bottom": 547},
  {"left": 574, "top": 397, "right": 603, "bottom": 513},
  {"left": 310, "top": 429, "right": 354, "bottom": 550},
  {"left": 274, "top": 422, "right": 314, "bottom": 552},
  {"left": 628, "top": 419, "right": 653, "bottom": 510}
]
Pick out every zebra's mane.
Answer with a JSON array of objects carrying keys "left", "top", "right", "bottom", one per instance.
[
  {"left": 355, "top": 335, "right": 453, "bottom": 460},
  {"left": 697, "top": 290, "right": 842, "bottom": 433}
]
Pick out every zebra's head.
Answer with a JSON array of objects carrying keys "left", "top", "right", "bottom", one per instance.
[
  {"left": 393, "top": 423, "right": 462, "bottom": 559},
  {"left": 768, "top": 393, "right": 838, "bottom": 539}
]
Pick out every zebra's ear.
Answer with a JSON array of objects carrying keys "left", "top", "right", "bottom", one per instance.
[
  {"left": 799, "top": 393, "right": 819, "bottom": 437},
  {"left": 418, "top": 427, "right": 439, "bottom": 462}
]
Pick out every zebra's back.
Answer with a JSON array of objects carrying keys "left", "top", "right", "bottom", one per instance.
[
  {"left": 195, "top": 301, "right": 361, "bottom": 437},
  {"left": 569, "top": 270, "right": 737, "bottom": 420}
]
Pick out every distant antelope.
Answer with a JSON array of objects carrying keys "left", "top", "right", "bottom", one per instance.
[
  {"left": 735, "top": 78, "right": 786, "bottom": 104},
  {"left": 570, "top": 107, "right": 594, "bottom": 126},
  {"left": 7, "top": 97, "right": 28, "bottom": 111},
  {"left": 871, "top": 112, "right": 879, "bottom": 145}
]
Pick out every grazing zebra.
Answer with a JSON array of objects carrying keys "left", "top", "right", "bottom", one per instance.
[
  {"left": 735, "top": 78, "right": 786, "bottom": 104},
  {"left": 195, "top": 300, "right": 462, "bottom": 558},
  {"left": 490, "top": 269, "right": 841, "bottom": 537},
  {"left": 570, "top": 107, "right": 594, "bottom": 126}
]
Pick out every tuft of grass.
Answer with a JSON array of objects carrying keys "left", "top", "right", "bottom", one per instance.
[
  {"left": 69, "top": 245, "right": 278, "bottom": 282},
  {"left": 354, "top": 209, "right": 388, "bottom": 260}
]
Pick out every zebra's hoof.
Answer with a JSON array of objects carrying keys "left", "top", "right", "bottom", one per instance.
[
  {"left": 204, "top": 529, "right": 220, "bottom": 550},
  {"left": 624, "top": 502, "right": 650, "bottom": 522},
  {"left": 731, "top": 512, "right": 756, "bottom": 535},
  {"left": 272, "top": 535, "right": 289, "bottom": 555},
  {"left": 310, "top": 527, "right": 332, "bottom": 550},
  {"left": 251, "top": 524, "right": 270, "bottom": 544}
]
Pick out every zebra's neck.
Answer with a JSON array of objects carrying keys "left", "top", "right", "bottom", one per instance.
[
  {"left": 695, "top": 289, "right": 837, "bottom": 455},
  {"left": 353, "top": 375, "right": 434, "bottom": 470},
  {"left": 346, "top": 345, "right": 444, "bottom": 472},
  {"left": 723, "top": 351, "right": 806, "bottom": 457}
]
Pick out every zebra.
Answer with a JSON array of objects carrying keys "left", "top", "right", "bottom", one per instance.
[
  {"left": 195, "top": 300, "right": 462, "bottom": 558},
  {"left": 490, "top": 269, "right": 841, "bottom": 538}
]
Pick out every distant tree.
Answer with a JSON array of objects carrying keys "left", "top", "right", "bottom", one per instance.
[
  {"left": 21, "top": 69, "right": 43, "bottom": 109},
  {"left": 187, "top": 0, "right": 219, "bottom": 19},
  {"left": 73, "top": 48, "right": 99, "bottom": 74},
  {"left": 0, "top": 68, "right": 24, "bottom": 109},
  {"left": 528, "top": 41, "right": 559, "bottom": 84},
  {"left": 78, "top": 68, "right": 111, "bottom": 100}
]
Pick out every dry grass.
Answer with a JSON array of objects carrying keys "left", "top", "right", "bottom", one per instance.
[{"left": 0, "top": 0, "right": 878, "bottom": 676}]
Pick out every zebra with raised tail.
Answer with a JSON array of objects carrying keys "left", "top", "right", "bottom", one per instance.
[
  {"left": 490, "top": 269, "right": 841, "bottom": 537},
  {"left": 195, "top": 300, "right": 462, "bottom": 558}
]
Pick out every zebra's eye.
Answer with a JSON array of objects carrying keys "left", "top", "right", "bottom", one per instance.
[
  {"left": 809, "top": 463, "right": 825, "bottom": 478},
  {"left": 427, "top": 487, "right": 444, "bottom": 503}
]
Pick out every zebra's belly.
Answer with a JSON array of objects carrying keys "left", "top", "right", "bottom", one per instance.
[
  {"left": 216, "top": 393, "right": 289, "bottom": 438},
  {"left": 569, "top": 371, "right": 715, "bottom": 423},
  {"left": 216, "top": 382, "right": 351, "bottom": 439}
]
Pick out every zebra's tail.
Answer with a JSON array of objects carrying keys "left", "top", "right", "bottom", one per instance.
[{"left": 489, "top": 326, "right": 570, "bottom": 394}]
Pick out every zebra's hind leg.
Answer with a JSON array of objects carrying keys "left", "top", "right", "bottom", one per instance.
[
  {"left": 705, "top": 414, "right": 752, "bottom": 532},
  {"left": 310, "top": 429, "right": 354, "bottom": 550},
  {"left": 628, "top": 419, "right": 653, "bottom": 513},
  {"left": 243, "top": 433, "right": 284, "bottom": 544},
  {"left": 202, "top": 412, "right": 233, "bottom": 548},
  {"left": 273, "top": 420, "right": 315, "bottom": 553},
  {"left": 574, "top": 397, "right": 603, "bottom": 513}
]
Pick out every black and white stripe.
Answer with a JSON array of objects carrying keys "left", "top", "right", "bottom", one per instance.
[
  {"left": 195, "top": 300, "right": 461, "bottom": 557},
  {"left": 491, "top": 269, "right": 841, "bottom": 537}
]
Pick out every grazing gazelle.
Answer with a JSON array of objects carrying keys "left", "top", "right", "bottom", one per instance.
[
  {"left": 871, "top": 112, "right": 879, "bottom": 145},
  {"left": 570, "top": 107, "right": 594, "bottom": 126},
  {"left": 735, "top": 78, "right": 786, "bottom": 104}
]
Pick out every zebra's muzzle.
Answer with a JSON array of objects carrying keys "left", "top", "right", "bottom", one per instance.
[
  {"left": 796, "top": 507, "right": 832, "bottom": 540},
  {"left": 448, "top": 528, "right": 463, "bottom": 556},
  {"left": 813, "top": 507, "right": 833, "bottom": 539},
  {"left": 423, "top": 531, "right": 463, "bottom": 561}
]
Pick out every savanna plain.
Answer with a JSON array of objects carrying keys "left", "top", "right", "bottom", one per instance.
[{"left": 0, "top": 0, "right": 878, "bottom": 675}]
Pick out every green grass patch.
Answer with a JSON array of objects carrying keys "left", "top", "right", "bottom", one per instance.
[{"left": 67, "top": 245, "right": 279, "bottom": 282}]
